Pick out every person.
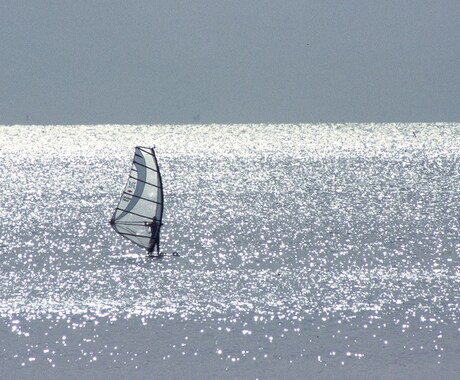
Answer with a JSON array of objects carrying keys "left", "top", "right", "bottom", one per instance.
[{"left": 146, "top": 217, "right": 162, "bottom": 257}]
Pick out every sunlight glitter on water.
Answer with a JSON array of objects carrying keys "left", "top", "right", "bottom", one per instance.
[{"left": 0, "top": 123, "right": 459, "bottom": 374}]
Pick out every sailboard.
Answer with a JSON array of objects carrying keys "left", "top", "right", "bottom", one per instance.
[{"left": 110, "top": 146, "right": 164, "bottom": 256}]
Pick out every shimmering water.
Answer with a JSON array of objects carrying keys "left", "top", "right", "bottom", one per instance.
[{"left": 1, "top": 124, "right": 459, "bottom": 379}]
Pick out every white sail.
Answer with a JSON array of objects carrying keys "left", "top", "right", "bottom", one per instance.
[{"left": 110, "top": 146, "right": 163, "bottom": 251}]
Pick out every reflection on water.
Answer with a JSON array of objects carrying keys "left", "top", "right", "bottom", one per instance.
[{"left": 0, "top": 124, "right": 459, "bottom": 376}]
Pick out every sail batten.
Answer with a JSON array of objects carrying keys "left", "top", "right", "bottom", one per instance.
[
  {"left": 116, "top": 232, "right": 151, "bottom": 238},
  {"left": 128, "top": 175, "right": 162, "bottom": 188},
  {"left": 123, "top": 192, "right": 162, "bottom": 205},
  {"left": 131, "top": 161, "right": 159, "bottom": 172},
  {"left": 110, "top": 146, "right": 164, "bottom": 252}
]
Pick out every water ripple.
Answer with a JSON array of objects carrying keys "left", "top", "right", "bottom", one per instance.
[{"left": 0, "top": 123, "right": 459, "bottom": 374}]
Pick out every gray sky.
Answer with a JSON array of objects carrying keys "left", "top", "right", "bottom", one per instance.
[{"left": 1, "top": 0, "right": 459, "bottom": 124}]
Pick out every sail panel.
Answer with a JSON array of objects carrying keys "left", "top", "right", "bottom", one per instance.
[{"left": 111, "top": 147, "right": 163, "bottom": 249}]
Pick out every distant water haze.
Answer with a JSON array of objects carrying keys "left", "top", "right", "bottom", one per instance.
[
  {"left": 0, "top": 123, "right": 459, "bottom": 378},
  {"left": 1, "top": 1, "right": 460, "bottom": 124}
]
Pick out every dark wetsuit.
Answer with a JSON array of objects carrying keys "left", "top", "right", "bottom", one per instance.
[{"left": 147, "top": 217, "right": 161, "bottom": 256}]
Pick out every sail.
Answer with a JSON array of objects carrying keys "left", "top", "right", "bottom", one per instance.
[{"left": 110, "top": 146, "right": 163, "bottom": 251}]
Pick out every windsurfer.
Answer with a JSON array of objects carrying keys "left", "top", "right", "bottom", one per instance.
[{"left": 146, "top": 217, "right": 162, "bottom": 256}]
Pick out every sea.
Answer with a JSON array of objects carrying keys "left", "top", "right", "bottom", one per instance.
[{"left": 0, "top": 123, "right": 459, "bottom": 379}]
